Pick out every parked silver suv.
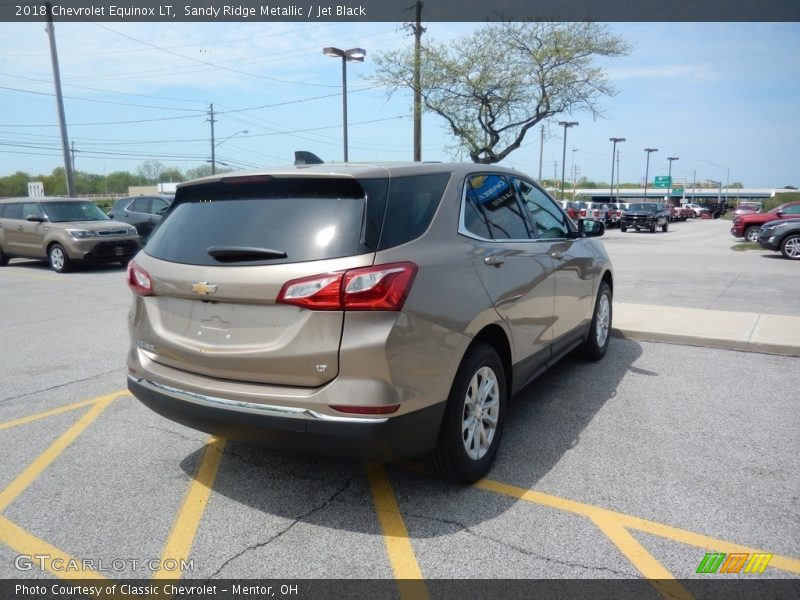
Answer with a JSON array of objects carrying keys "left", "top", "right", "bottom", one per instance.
[
  {"left": 0, "top": 198, "right": 140, "bottom": 272},
  {"left": 126, "top": 163, "right": 613, "bottom": 482}
]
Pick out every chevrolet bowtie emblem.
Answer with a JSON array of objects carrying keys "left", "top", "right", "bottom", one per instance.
[{"left": 191, "top": 282, "right": 218, "bottom": 295}]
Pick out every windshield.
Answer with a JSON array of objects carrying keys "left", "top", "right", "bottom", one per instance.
[
  {"left": 628, "top": 203, "right": 658, "bottom": 212},
  {"left": 42, "top": 201, "right": 109, "bottom": 222}
]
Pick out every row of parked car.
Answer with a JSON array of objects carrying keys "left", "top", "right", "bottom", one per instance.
[
  {"left": 730, "top": 200, "right": 800, "bottom": 260},
  {"left": 559, "top": 199, "right": 726, "bottom": 232}
]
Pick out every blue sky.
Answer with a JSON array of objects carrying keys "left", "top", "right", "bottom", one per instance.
[{"left": 0, "top": 21, "right": 798, "bottom": 187}]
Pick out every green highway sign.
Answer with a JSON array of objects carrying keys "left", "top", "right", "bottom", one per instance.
[{"left": 654, "top": 176, "right": 672, "bottom": 188}]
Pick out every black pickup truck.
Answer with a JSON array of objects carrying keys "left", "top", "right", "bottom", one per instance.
[{"left": 620, "top": 202, "right": 670, "bottom": 233}]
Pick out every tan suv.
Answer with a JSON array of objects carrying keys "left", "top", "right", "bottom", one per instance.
[
  {"left": 126, "top": 164, "right": 613, "bottom": 482},
  {"left": 0, "top": 198, "right": 141, "bottom": 272}
]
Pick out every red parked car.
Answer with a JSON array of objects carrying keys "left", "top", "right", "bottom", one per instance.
[{"left": 731, "top": 201, "right": 800, "bottom": 242}]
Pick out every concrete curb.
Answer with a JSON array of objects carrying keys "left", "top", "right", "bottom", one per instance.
[{"left": 611, "top": 303, "right": 800, "bottom": 357}]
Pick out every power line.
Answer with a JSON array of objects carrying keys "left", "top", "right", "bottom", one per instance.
[{"left": 0, "top": 85, "right": 207, "bottom": 112}]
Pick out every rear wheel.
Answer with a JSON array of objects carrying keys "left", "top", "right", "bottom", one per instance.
[
  {"left": 780, "top": 234, "right": 800, "bottom": 260},
  {"left": 620, "top": 224, "right": 627, "bottom": 233},
  {"left": 48, "top": 243, "right": 71, "bottom": 273},
  {"left": 427, "top": 342, "right": 506, "bottom": 484},
  {"left": 581, "top": 281, "right": 612, "bottom": 361},
  {"left": 744, "top": 226, "right": 761, "bottom": 243},
  {"left": 662, "top": 221, "right": 669, "bottom": 232},
  {"left": 0, "top": 246, "right": 8, "bottom": 266}
]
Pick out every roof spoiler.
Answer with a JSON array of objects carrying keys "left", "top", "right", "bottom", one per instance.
[{"left": 294, "top": 151, "right": 324, "bottom": 166}]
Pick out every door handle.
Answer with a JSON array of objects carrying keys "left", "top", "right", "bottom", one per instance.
[
  {"left": 17, "top": 225, "right": 24, "bottom": 230},
  {"left": 550, "top": 251, "right": 564, "bottom": 260},
  {"left": 484, "top": 255, "right": 505, "bottom": 266}
]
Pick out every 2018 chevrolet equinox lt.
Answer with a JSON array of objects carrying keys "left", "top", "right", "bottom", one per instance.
[{"left": 126, "top": 163, "right": 613, "bottom": 483}]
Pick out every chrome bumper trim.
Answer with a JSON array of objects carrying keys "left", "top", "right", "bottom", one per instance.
[{"left": 128, "top": 376, "right": 389, "bottom": 424}]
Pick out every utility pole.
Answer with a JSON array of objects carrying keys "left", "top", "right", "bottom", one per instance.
[
  {"left": 411, "top": 1, "right": 424, "bottom": 162},
  {"left": 609, "top": 137, "right": 625, "bottom": 203},
  {"left": 553, "top": 161, "right": 558, "bottom": 189},
  {"left": 45, "top": 3, "right": 75, "bottom": 197},
  {"left": 537, "top": 124, "right": 545, "bottom": 182},
  {"left": 70, "top": 141, "right": 76, "bottom": 173},
  {"left": 208, "top": 103, "right": 216, "bottom": 174}
]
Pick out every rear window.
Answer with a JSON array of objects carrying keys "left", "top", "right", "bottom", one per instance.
[{"left": 145, "top": 177, "right": 372, "bottom": 266}]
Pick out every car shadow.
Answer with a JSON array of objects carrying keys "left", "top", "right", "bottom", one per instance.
[
  {"left": 178, "top": 337, "right": 643, "bottom": 545},
  {"left": 6, "top": 258, "right": 127, "bottom": 273}
]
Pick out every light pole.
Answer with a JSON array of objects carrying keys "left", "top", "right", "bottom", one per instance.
[
  {"left": 667, "top": 156, "right": 679, "bottom": 202},
  {"left": 571, "top": 147, "right": 579, "bottom": 199},
  {"left": 609, "top": 137, "right": 625, "bottom": 203},
  {"left": 212, "top": 130, "right": 248, "bottom": 174},
  {"left": 323, "top": 46, "right": 366, "bottom": 163},
  {"left": 558, "top": 121, "right": 578, "bottom": 200},
  {"left": 643, "top": 148, "right": 658, "bottom": 200}
]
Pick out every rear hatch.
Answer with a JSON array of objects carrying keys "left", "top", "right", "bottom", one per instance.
[{"left": 130, "top": 175, "right": 386, "bottom": 387}]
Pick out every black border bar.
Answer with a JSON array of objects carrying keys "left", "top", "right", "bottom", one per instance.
[{"left": 1, "top": 0, "right": 799, "bottom": 22}]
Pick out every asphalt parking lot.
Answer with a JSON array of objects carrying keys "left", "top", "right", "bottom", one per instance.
[{"left": 0, "top": 216, "right": 798, "bottom": 599}]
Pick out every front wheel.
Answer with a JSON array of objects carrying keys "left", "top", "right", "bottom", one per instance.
[
  {"left": 662, "top": 222, "right": 669, "bottom": 232},
  {"left": 620, "top": 224, "right": 627, "bottom": 233},
  {"left": 744, "top": 227, "right": 761, "bottom": 243},
  {"left": 649, "top": 222, "right": 657, "bottom": 233},
  {"left": 780, "top": 234, "right": 800, "bottom": 260},
  {"left": 0, "top": 245, "right": 8, "bottom": 266},
  {"left": 48, "top": 243, "right": 71, "bottom": 273},
  {"left": 581, "top": 281, "right": 612, "bottom": 361},
  {"left": 427, "top": 342, "right": 506, "bottom": 484}
]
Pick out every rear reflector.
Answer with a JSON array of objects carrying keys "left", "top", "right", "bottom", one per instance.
[
  {"left": 277, "top": 262, "right": 417, "bottom": 311},
  {"left": 330, "top": 404, "right": 401, "bottom": 415},
  {"left": 127, "top": 261, "right": 154, "bottom": 296}
]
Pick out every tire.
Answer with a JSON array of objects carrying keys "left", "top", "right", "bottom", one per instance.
[
  {"left": 581, "top": 281, "right": 612, "bottom": 362},
  {"left": 662, "top": 221, "right": 668, "bottom": 233},
  {"left": 649, "top": 222, "right": 657, "bottom": 233},
  {"left": 427, "top": 342, "right": 506, "bottom": 484},
  {"left": 780, "top": 234, "right": 800, "bottom": 260},
  {"left": 48, "top": 243, "right": 71, "bottom": 273},
  {"left": 744, "top": 227, "right": 761, "bottom": 243},
  {"left": 620, "top": 224, "right": 627, "bottom": 233},
  {"left": 0, "top": 246, "right": 8, "bottom": 266}
]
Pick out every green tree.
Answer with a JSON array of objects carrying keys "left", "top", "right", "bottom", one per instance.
[
  {"left": 371, "top": 21, "right": 630, "bottom": 164},
  {"left": 0, "top": 171, "right": 30, "bottom": 197}
]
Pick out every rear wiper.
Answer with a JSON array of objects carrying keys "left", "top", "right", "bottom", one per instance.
[{"left": 207, "top": 246, "right": 287, "bottom": 262}]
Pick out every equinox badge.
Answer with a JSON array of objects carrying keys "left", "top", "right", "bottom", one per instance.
[{"left": 191, "top": 282, "right": 218, "bottom": 295}]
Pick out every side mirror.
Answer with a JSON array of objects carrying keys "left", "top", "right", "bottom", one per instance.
[
  {"left": 579, "top": 218, "right": 605, "bottom": 238},
  {"left": 776, "top": 210, "right": 783, "bottom": 217},
  {"left": 25, "top": 214, "right": 44, "bottom": 222}
]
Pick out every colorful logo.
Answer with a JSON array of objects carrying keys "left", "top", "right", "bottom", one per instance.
[{"left": 696, "top": 552, "right": 772, "bottom": 574}]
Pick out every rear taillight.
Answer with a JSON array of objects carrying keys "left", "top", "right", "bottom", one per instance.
[
  {"left": 616, "top": 210, "right": 621, "bottom": 217},
  {"left": 330, "top": 404, "right": 401, "bottom": 415},
  {"left": 580, "top": 209, "right": 587, "bottom": 217},
  {"left": 277, "top": 262, "right": 418, "bottom": 311},
  {"left": 593, "top": 210, "right": 599, "bottom": 217},
  {"left": 127, "top": 261, "right": 154, "bottom": 296}
]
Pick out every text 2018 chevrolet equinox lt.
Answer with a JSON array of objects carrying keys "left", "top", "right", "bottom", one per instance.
[{"left": 126, "top": 163, "right": 613, "bottom": 483}]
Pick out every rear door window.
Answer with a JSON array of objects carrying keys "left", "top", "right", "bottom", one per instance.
[
  {"left": 2, "top": 203, "right": 23, "bottom": 220},
  {"left": 145, "top": 177, "right": 371, "bottom": 266}
]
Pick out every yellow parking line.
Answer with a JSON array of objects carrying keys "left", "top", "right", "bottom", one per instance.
[
  {"left": 152, "top": 436, "right": 225, "bottom": 580},
  {"left": 0, "top": 269, "right": 61, "bottom": 282},
  {"left": 592, "top": 517, "right": 695, "bottom": 600},
  {"left": 0, "top": 394, "right": 122, "bottom": 431},
  {"left": 0, "top": 515, "right": 108, "bottom": 580},
  {"left": 619, "top": 514, "right": 800, "bottom": 575},
  {"left": 475, "top": 477, "right": 800, "bottom": 575},
  {"left": 0, "top": 393, "right": 117, "bottom": 513},
  {"left": 366, "top": 464, "right": 428, "bottom": 600}
]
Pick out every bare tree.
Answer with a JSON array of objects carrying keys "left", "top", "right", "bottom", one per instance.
[{"left": 371, "top": 22, "right": 630, "bottom": 164}]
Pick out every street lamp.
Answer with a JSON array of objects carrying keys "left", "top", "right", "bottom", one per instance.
[
  {"left": 558, "top": 121, "right": 578, "bottom": 200},
  {"left": 643, "top": 148, "right": 658, "bottom": 200},
  {"left": 323, "top": 46, "right": 366, "bottom": 162},
  {"left": 609, "top": 137, "right": 625, "bottom": 203},
  {"left": 211, "top": 129, "right": 248, "bottom": 174},
  {"left": 667, "top": 156, "right": 679, "bottom": 201}
]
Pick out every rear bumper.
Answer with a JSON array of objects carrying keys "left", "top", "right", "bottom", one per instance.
[{"left": 128, "top": 376, "right": 445, "bottom": 461}]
